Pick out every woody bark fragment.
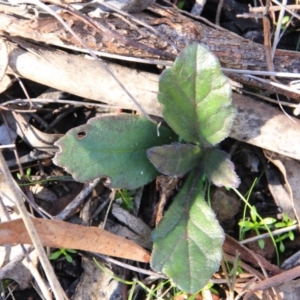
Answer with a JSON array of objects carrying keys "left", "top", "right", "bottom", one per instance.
[
  {"left": 0, "top": 4, "right": 300, "bottom": 76},
  {"left": 4, "top": 41, "right": 300, "bottom": 161}
]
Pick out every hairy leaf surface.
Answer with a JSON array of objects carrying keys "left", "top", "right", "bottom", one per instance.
[
  {"left": 53, "top": 114, "right": 177, "bottom": 189},
  {"left": 151, "top": 171, "right": 224, "bottom": 293},
  {"left": 147, "top": 143, "right": 202, "bottom": 176},
  {"left": 158, "top": 43, "right": 235, "bottom": 146},
  {"left": 202, "top": 148, "right": 240, "bottom": 188}
]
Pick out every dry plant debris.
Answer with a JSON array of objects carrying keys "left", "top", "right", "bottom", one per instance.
[
  {"left": 0, "top": 218, "right": 150, "bottom": 262},
  {"left": 0, "top": 0, "right": 300, "bottom": 299}
]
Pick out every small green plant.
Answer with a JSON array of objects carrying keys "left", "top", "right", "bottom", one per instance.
[
  {"left": 192, "top": 283, "right": 219, "bottom": 300},
  {"left": 236, "top": 184, "right": 298, "bottom": 264},
  {"left": 239, "top": 207, "right": 297, "bottom": 254},
  {"left": 1, "top": 279, "right": 11, "bottom": 292},
  {"left": 274, "top": 213, "right": 297, "bottom": 252},
  {"left": 274, "top": 15, "right": 291, "bottom": 31},
  {"left": 235, "top": 183, "right": 281, "bottom": 263},
  {"left": 49, "top": 248, "right": 77, "bottom": 263},
  {"left": 177, "top": 0, "right": 185, "bottom": 9},
  {"left": 16, "top": 167, "right": 32, "bottom": 181},
  {"left": 53, "top": 44, "right": 240, "bottom": 292},
  {"left": 18, "top": 175, "right": 72, "bottom": 186},
  {"left": 239, "top": 205, "right": 276, "bottom": 249},
  {"left": 94, "top": 258, "right": 172, "bottom": 299},
  {"left": 115, "top": 189, "right": 134, "bottom": 211}
]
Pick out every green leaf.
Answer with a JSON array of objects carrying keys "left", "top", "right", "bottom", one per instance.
[
  {"left": 147, "top": 143, "right": 202, "bottom": 177},
  {"left": 65, "top": 254, "right": 73, "bottom": 263},
  {"left": 258, "top": 239, "right": 265, "bottom": 249},
  {"left": 274, "top": 222, "right": 285, "bottom": 228},
  {"left": 202, "top": 148, "right": 240, "bottom": 188},
  {"left": 158, "top": 43, "right": 235, "bottom": 146},
  {"left": 53, "top": 114, "right": 177, "bottom": 189},
  {"left": 238, "top": 220, "right": 254, "bottom": 229},
  {"left": 49, "top": 251, "right": 62, "bottom": 260},
  {"left": 115, "top": 189, "right": 134, "bottom": 211},
  {"left": 279, "top": 241, "right": 285, "bottom": 252},
  {"left": 250, "top": 206, "right": 258, "bottom": 223},
  {"left": 65, "top": 249, "right": 77, "bottom": 254},
  {"left": 260, "top": 218, "right": 276, "bottom": 225},
  {"left": 26, "top": 168, "right": 32, "bottom": 177},
  {"left": 151, "top": 171, "right": 224, "bottom": 293}
]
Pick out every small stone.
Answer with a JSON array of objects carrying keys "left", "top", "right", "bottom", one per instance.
[{"left": 211, "top": 188, "right": 240, "bottom": 224}]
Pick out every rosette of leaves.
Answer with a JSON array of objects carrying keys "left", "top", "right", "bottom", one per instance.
[
  {"left": 148, "top": 44, "right": 240, "bottom": 293},
  {"left": 53, "top": 43, "right": 240, "bottom": 293}
]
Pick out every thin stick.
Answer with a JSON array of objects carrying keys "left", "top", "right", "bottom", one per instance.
[
  {"left": 246, "top": 75, "right": 300, "bottom": 95},
  {"left": 240, "top": 224, "right": 299, "bottom": 244},
  {"left": 250, "top": 4, "right": 300, "bottom": 13},
  {"left": 16, "top": 0, "right": 154, "bottom": 122},
  {"left": 0, "top": 151, "right": 66, "bottom": 300},
  {"left": 271, "top": 0, "right": 300, "bottom": 22},
  {"left": 272, "top": 0, "right": 287, "bottom": 58},
  {"left": 93, "top": 253, "right": 165, "bottom": 277},
  {"left": 215, "top": 0, "right": 224, "bottom": 26},
  {"left": 0, "top": 98, "right": 122, "bottom": 110},
  {"left": 55, "top": 178, "right": 101, "bottom": 220},
  {"left": 223, "top": 68, "right": 300, "bottom": 78}
]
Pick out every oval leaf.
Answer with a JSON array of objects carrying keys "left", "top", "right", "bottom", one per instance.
[
  {"left": 147, "top": 143, "right": 202, "bottom": 176},
  {"left": 202, "top": 148, "right": 240, "bottom": 188},
  {"left": 53, "top": 114, "right": 177, "bottom": 189},
  {"left": 158, "top": 43, "right": 235, "bottom": 146},
  {"left": 151, "top": 171, "right": 224, "bottom": 293}
]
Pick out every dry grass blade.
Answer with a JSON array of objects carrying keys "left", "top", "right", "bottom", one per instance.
[
  {"left": 250, "top": 4, "right": 300, "bottom": 12},
  {"left": 244, "top": 265, "right": 300, "bottom": 300}
]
